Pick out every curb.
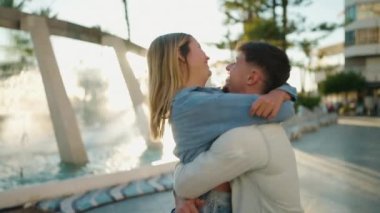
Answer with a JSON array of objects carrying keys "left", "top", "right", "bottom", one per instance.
[{"left": 35, "top": 172, "right": 173, "bottom": 213}]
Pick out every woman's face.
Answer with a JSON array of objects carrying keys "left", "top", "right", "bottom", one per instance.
[{"left": 184, "top": 37, "right": 210, "bottom": 86}]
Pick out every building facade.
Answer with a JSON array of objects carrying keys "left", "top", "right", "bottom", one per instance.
[
  {"left": 315, "top": 43, "right": 345, "bottom": 84},
  {"left": 345, "top": 0, "right": 380, "bottom": 115},
  {"left": 345, "top": 0, "right": 380, "bottom": 87}
]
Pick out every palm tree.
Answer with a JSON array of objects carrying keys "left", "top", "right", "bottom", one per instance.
[
  {"left": 0, "top": 0, "right": 28, "bottom": 78},
  {"left": 0, "top": 0, "right": 58, "bottom": 79},
  {"left": 122, "top": 0, "right": 131, "bottom": 40},
  {"left": 34, "top": 7, "right": 58, "bottom": 19},
  {"left": 299, "top": 39, "right": 316, "bottom": 93},
  {"left": 0, "top": 0, "right": 25, "bottom": 9}
]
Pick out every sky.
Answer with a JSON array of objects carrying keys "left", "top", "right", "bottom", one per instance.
[
  {"left": 3, "top": 0, "right": 345, "bottom": 91},
  {"left": 22, "top": 0, "right": 344, "bottom": 60}
]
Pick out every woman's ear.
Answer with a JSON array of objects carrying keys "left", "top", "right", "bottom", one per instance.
[{"left": 178, "top": 53, "right": 186, "bottom": 63}]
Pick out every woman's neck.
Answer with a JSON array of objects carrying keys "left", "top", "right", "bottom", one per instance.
[{"left": 184, "top": 78, "right": 205, "bottom": 88}]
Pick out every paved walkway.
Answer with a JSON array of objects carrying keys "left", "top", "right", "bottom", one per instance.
[
  {"left": 5, "top": 116, "right": 379, "bottom": 213},
  {"left": 87, "top": 116, "right": 380, "bottom": 213}
]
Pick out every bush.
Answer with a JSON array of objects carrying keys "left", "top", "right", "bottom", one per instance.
[{"left": 296, "top": 94, "right": 321, "bottom": 111}]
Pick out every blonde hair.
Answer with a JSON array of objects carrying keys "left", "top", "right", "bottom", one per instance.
[{"left": 147, "top": 33, "right": 192, "bottom": 140}]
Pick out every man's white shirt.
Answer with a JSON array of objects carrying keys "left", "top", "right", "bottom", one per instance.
[{"left": 174, "top": 124, "right": 304, "bottom": 213}]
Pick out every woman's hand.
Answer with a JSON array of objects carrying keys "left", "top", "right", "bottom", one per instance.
[
  {"left": 175, "top": 196, "right": 204, "bottom": 213},
  {"left": 250, "top": 90, "right": 291, "bottom": 119}
]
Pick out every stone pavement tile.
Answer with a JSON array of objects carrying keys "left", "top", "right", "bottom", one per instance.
[
  {"left": 293, "top": 122, "right": 380, "bottom": 172},
  {"left": 85, "top": 191, "right": 174, "bottom": 213},
  {"left": 297, "top": 158, "right": 380, "bottom": 213}
]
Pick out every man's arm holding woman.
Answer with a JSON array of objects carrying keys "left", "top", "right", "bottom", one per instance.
[{"left": 174, "top": 125, "right": 268, "bottom": 198}]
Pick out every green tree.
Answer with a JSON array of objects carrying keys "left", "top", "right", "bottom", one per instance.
[
  {"left": 295, "top": 23, "right": 342, "bottom": 93},
  {"left": 33, "top": 7, "right": 58, "bottom": 19},
  {"left": 220, "top": 0, "right": 277, "bottom": 49},
  {"left": 318, "top": 71, "right": 366, "bottom": 95},
  {"left": 0, "top": 32, "right": 35, "bottom": 78},
  {"left": 0, "top": 0, "right": 58, "bottom": 79},
  {"left": 0, "top": 0, "right": 28, "bottom": 78},
  {"left": 220, "top": 0, "right": 313, "bottom": 50},
  {"left": 276, "top": 0, "right": 313, "bottom": 50},
  {"left": 219, "top": 0, "right": 340, "bottom": 53},
  {"left": 0, "top": 0, "right": 25, "bottom": 9}
]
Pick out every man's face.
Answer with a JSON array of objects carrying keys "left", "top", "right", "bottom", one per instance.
[{"left": 225, "top": 52, "right": 255, "bottom": 93}]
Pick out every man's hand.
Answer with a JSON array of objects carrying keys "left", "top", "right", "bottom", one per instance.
[
  {"left": 175, "top": 197, "right": 204, "bottom": 213},
  {"left": 250, "top": 90, "right": 291, "bottom": 119}
]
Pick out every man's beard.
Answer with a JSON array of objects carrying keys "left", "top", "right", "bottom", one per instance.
[
  {"left": 222, "top": 77, "right": 230, "bottom": 93},
  {"left": 222, "top": 85, "right": 230, "bottom": 93}
]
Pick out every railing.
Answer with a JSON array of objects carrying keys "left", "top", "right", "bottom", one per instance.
[{"left": 0, "top": 7, "right": 146, "bottom": 56}]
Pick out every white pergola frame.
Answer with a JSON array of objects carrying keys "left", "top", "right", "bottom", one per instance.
[{"left": 0, "top": 7, "right": 152, "bottom": 165}]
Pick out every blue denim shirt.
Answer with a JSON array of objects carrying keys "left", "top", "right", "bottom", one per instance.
[{"left": 170, "top": 84, "right": 297, "bottom": 163}]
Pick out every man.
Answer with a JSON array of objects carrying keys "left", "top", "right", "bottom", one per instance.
[{"left": 174, "top": 42, "right": 303, "bottom": 213}]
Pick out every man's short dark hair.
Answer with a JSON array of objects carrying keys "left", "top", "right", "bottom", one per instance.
[{"left": 237, "top": 42, "right": 291, "bottom": 93}]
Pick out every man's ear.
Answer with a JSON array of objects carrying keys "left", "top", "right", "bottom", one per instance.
[{"left": 247, "top": 71, "right": 259, "bottom": 86}]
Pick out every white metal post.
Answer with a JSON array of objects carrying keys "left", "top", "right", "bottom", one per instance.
[
  {"left": 21, "top": 15, "right": 88, "bottom": 165},
  {"left": 102, "top": 35, "right": 161, "bottom": 148}
]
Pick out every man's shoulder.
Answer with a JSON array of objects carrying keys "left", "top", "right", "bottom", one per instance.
[
  {"left": 257, "top": 123, "right": 289, "bottom": 140},
  {"left": 213, "top": 125, "right": 265, "bottom": 149},
  {"left": 215, "top": 124, "right": 285, "bottom": 148},
  {"left": 224, "top": 124, "right": 283, "bottom": 136}
]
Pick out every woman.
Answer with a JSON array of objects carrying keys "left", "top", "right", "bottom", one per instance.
[{"left": 147, "top": 33, "right": 295, "bottom": 212}]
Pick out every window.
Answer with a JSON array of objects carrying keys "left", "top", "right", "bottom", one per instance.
[
  {"left": 367, "top": 28, "right": 379, "bottom": 44},
  {"left": 345, "top": 31, "right": 355, "bottom": 46},
  {"left": 357, "top": 2, "right": 380, "bottom": 20},
  {"left": 345, "top": 5, "right": 356, "bottom": 23},
  {"left": 356, "top": 28, "right": 379, "bottom": 45}
]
